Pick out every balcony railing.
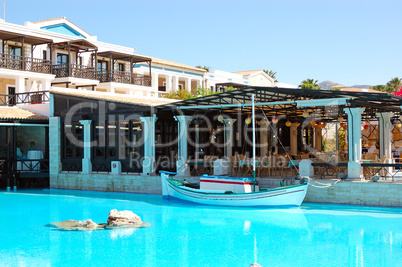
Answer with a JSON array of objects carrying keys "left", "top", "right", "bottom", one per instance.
[
  {"left": 0, "top": 53, "right": 52, "bottom": 74},
  {"left": 53, "top": 64, "right": 97, "bottom": 80},
  {"left": 0, "top": 90, "right": 50, "bottom": 106},
  {"left": 97, "top": 70, "right": 151, "bottom": 87}
]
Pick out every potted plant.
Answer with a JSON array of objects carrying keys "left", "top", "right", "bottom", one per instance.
[{"left": 29, "top": 141, "right": 36, "bottom": 150}]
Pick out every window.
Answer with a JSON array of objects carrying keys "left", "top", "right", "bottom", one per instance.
[
  {"left": 78, "top": 56, "right": 83, "bottom": 66},
  {"left": 63, "top": 122, "right": 83, "bottom": 159},
  {"left": 94, "top": 121, "right": 106, "bottom": 158},
  {"left": 57, "top": 53, "right": 69, "bottom": 65},
  {"left": 42, "top": 51, "right": 47, "bottom": 60},
  {"left": 107, "top": 121, "right": 117, "bottom": 158},
  {"left": 118, "top": 63, "right": 125, "bottom": 72},
  {"left": 9, "top": 46, "right": 22, "bottom": 57},
  {"left": 97, "top": 60, "right": 108, "bottom": 72}
]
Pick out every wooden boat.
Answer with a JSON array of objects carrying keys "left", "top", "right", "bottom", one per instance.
[{"left": 160, "top": 171, "right": 309, "bottom": 207}]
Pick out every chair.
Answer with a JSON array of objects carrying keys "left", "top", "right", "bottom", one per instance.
[
  {"left": 259, "top": 157, "right": 271, "bottom": 177},
  {"left": 244, "top": 157, "right": 254, "bottom": 176},
  {"left": 300, "top": 154, "right": 310, "bottom": 160},
  {"left": 203, "top": 155, "right": 218, "bottom": 175},
  {"left": 370, "top": 155, "right": 387, "bottom": 178},
  {"left": 271, "top": 155, "right": 288, "bottom": 176},
  {"left": 230, "top": 155, "right": 240, "bottom": 176}
]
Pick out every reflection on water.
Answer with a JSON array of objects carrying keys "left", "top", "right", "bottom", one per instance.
[
  {"left": 109, "top": 228, "right": 137, "bottom": 239},
  {"left": 0, "top": 190, "right": 401, "bottom": 266}
]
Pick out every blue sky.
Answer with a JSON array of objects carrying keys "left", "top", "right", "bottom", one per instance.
[{"left": 4, "top": 0, "right": 402, "bottom": 86}]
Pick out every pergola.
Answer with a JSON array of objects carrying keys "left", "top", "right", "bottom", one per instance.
[
  {"left": 51, "top": 39, "right": 98, "bottom": 66},
  {"left": 96, "top": 51, "right": 152, "bottom": 77},
  {"left": 0, "top": 29, "right": 53, "bottom": 55},
  {"left": 159, "top": 87, "right": 402, "bottom": 179},
  {"left": 162, "top": 87, "right": 402, "bottom": 118}
]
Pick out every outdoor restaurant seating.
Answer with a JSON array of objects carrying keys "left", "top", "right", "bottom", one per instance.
[{"left": 189, "top": 151, "right": 402, "bottom": 180}]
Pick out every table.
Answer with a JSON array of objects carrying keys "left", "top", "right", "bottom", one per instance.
[
  {"left": 27, "top": 149, "right": 43, "bottom": 171},
  {"left": 361, "top": 162, "right": 402, "bottom": 181},
  {"left": 188, "top": 160, "right": 214, "bottom": 176}
]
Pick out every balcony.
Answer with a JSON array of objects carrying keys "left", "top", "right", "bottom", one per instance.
[
  {"left": 97, "top": 70, "right": 151, "bottom": 87},
  {"left": 0, "top": 53, "right": 52, "bottom": 74},
  {"left": 53, "top": 64, "right": 97, "bottom": 80}
]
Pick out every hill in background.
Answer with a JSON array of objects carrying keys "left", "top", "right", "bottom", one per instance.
[{"left": 319, "top": 80, "right": 372, "bottom": 90}]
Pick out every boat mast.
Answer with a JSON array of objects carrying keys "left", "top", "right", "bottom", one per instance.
[{"left": 252, "top": 94, "right": 256, "bottom": 192}]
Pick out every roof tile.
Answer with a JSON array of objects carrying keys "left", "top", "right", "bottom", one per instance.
[{"left": 0, "top": 107, "right": 48, "bottom": 120}]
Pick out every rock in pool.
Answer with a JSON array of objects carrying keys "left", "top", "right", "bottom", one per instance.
[
  {"left": 106, "top": 209, "right": 151, "bottom": 229},
  {"left": 49, "top": 209, "right": 150, "bottom": 231}
]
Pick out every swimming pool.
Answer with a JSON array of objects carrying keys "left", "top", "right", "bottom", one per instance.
[{"left": 0, "top": 189, "right": 401, "bottom": 266}]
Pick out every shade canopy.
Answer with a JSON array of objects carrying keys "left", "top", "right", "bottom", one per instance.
[{"left": 159, "top": 87, "right": 402, "bottom": 121}]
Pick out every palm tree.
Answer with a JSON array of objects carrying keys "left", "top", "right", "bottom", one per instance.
[
  {"left": 386, "top": 77, "right": 402, "bottom": 93},
  {"left": 372, "top": 85, "right": 388, "bottom": 92},
  {"left": 299, "top": 79, "right": 321, "bottom": 90},
  {"left": 195, "top": 65, "right": 210, "bottom": 72},
  {"left": 263, "top": 69, "right": 278, "bottom": 82}
]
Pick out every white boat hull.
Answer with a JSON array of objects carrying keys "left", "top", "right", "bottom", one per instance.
[{"left": 160, "top": 172, "right": 308, "bottom": 207}]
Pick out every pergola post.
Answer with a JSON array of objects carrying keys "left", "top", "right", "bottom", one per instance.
[
  {"left": 140, "top": 115, "right": 157, "bottom": 175},
  {"left": 345, "top": 108, "right": 364, "bottom": 179},
  {"left": 79, "top": 120, "right": 92, "bottom": 174},
  {"left": 290, "top": 124, "right": 298, "bottom": 156},
  {"left": 314, "top": 127, "right": 322, "bottom": 152},
  {"left": 175, "top": 115, "right": 192, "bottom": 176},
  {"left": 260, "top": 122, "right": 270, "bottom": 157},
  {"left": 223, "top": 118, "right": 236, "bottom": 159}
]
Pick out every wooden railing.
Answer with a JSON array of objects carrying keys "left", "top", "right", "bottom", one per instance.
[
  {"left": 0, "top": 53, "right": 52, "bottom": 74},
  {"left": 0, "top": 159, "right": 49, "bottom": 174},
  {"left": 62, "top": 161, "right": 82, "bottom": 173},
  {"left": 97, "top": 70, "right": 151, "bottom": 86},
  {"left": 312, "top": 162, "right": 348, "bottom": 179},
  {"left": 53, "top": 64, "right": 97, "bottom": 80},
  {"left": 0, "top": 90, "right": 50, "bottom": 106}
]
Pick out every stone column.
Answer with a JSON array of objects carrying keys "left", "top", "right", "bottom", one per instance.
[
  {"left": 140, "top": 115, "right": 157, "bottom": 175},
  {"left": 290, "top": 124, "right": 298, "bottom": 156},
  {"left": 175, "top": 115, "right": 192, "bottom": 176},
  {"left": 42, "top": 79, "right": 51, "bottom": 91},
  {"left": 79, "top": 120, "right": 92, "bottom": 174},
  {"left": 377, "top": 112, "right": 393, "bottom": 175},
  {"left": 152, "top": 73, "right": 159, "bottom": 91},
  {"left": 49, "top": 117, "right": 61, "bottom": 188},
  {"left": 345, "top": 108, "right": 365, "bottom": 179},
  {"left": 185, "top": 78, "right": 191, "bottom": 92},
  {"left": 166, "top": 75, "right": 172, "bottom": 92},
  {"left": 223, "top": 119, "right": 236, "bottom": 159},
  {"left": 173, "top": 76, "right": 179, "bottom": 91},
  {"left": 197, "top": 79, "right": 202, "bottom": 89},
  {"left": 15, "top": 77, "right": 25, "bottom": 94},
  {"left": 314, "top": 127, "right": 322, "bottom": 152}
]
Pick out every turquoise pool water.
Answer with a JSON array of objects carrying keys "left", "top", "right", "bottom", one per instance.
[{"left": 0, "top": 189, "right": 401, "bottom": 267}]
